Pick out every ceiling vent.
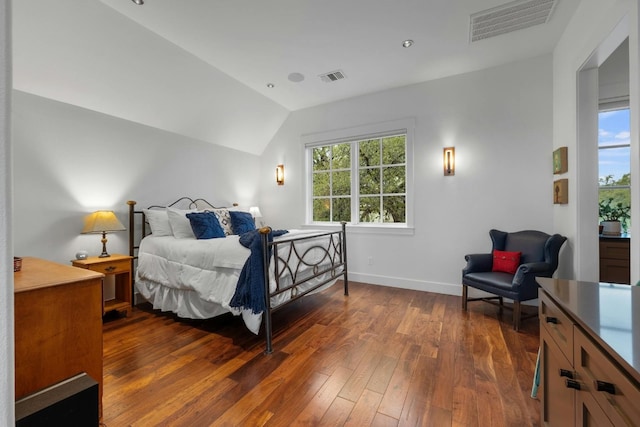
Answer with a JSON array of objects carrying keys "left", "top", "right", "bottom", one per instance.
[
  {"left": 320, "top": 70, "right": 346, "bottom": 83},
  {"left": 470, "top": 0, "right": 557, "bottom": 42}
]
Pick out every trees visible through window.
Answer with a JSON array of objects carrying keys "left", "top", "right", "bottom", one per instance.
[
  {"left": 598, "top": 107, "right": 631, "bottom": 231},
  {"left": 310, "top": 134, "right": 407, "bottom": 224}
]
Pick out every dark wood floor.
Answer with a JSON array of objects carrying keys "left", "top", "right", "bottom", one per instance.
[{"left": 102, "top": 281, "right": 541, "bottom": 427}]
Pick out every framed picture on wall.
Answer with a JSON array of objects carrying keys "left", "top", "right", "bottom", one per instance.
[
  {"left": 553, "top": 147, "right": 568, "bottom": 174},
  {"left": 553, "top": 179, "right": 568, "bottom": 204}
]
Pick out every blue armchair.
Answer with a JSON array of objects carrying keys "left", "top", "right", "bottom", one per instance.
[{"left": 462, "top": 229, "right": 566, "bottom": 330}]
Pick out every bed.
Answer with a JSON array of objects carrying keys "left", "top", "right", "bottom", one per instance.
[{"left": 127, "top": 197, "right": 348, "bottom": 353}]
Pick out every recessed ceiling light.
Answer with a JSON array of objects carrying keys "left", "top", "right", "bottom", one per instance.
[
  {"left": 402, "top": 39, "right": 414, "bottom": 48},
  {"left": 132, "top": 0, "right": 144, "bottom": 4},
  {"left": 266, "top": 83, "right": 275, "bottom": 88}
]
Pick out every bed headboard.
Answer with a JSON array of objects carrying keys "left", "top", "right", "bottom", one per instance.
[{"left": 127, "top": 197, "right": 238, "bottom": 277}]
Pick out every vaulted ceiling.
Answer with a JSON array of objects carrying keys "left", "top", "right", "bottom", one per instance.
[{"left": 13, "top": 0, "right": 581, "bottom": 155}]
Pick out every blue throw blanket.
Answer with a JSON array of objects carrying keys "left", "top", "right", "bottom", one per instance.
[{"left": 230, "top": 228, "right": 288, "bottom": 314}]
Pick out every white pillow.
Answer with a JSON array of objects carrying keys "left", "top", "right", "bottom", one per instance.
[
  {"left": 167, "top": 207, "right": 197, "bottom": 239},
  {"left": 143, "top": 209, "right": 172, "bottom": 237}
]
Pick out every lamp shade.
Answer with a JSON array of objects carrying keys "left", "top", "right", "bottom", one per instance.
[
  {"left": 82, "top": 210, "right": 126, "bottom": 258},
  {"left": 82, "top": 211, "right": 126, "bottom": 234},
  {"left": 249, "top": 206, "right": 263, "bottom": 218}
]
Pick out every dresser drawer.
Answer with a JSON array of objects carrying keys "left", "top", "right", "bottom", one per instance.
[
  {"left": 599, "top": 240, "right": 630, "bottom": 260},
  {"left": 539, "top": 291, "right": 574, "bottom": 364},
  {"left": 599, "top": 258, "right": 630, "bottom": 284},
  {"left": 81, "top": 259, "right": 130, "bottom": 275},
  {"left": 574, "top": 327, "right": 640, "bottom": 426}
]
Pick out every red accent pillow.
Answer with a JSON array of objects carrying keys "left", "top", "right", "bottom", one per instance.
[{"left": 492, "top": 250, "right": 521, "bottom": 274}]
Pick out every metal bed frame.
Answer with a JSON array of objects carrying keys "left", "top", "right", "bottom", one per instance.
[{"left": 127, "top": 198, "right": 348, "bottom": 354}]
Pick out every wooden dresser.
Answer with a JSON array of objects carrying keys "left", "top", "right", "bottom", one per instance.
[
  {"left": 14, "top": 257, "right": 104, "bottom": 412},
  {"left": 537, "top": 278, "right": 640, "bottom": 426},
  {"left": 599, "top": 235, "right": 630, "bottom": 284}
]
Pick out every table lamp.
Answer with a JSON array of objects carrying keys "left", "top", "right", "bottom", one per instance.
[
  {"left": 249, "top": 206, "right": 263, "bottom": 226},
  {"left": 82, "top": 210, "right": 126, "bottom": 258}
]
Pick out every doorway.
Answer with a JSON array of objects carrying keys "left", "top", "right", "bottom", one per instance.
[{"left": 576, "top": 20, "right": 630, "bottom": 283}]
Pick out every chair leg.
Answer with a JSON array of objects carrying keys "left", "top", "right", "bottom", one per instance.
[
  {"left": 462, "top": 285, "right": 468, "bottom": 310},
  {"left": 513, "top": 301, "right": 521, "bottom": 331}
]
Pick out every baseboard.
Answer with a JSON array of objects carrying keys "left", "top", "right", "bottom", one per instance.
[
  {"left": 347, "top": 272, "right": 461, "bottom": 296},
  {"left": 346, "top": 272, "right": 539, "bottom": 306}
]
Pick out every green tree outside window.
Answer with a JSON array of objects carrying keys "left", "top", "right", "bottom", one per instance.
[{"left": 312, "top": 135, "right": 406, "bottom": 224}]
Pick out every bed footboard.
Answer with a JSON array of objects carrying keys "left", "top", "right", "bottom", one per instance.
[{"left": 260, "top": 222, "right": 348, "bottom": 354}]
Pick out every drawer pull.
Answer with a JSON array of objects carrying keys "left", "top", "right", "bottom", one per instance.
[
  {"left": 565, "top": 379, "right": 581, "bottom": 390},
  {"left": 546, "top": 316, "right": 558, "bottom": 324},
  {"left": 104, "top": 266, "right": 116, "bottom": 273},
  {"left": 595, "top": 380, "right": 616, "bottom": 395},
  {"left": 559, "top": 369, "right": 574, "bottom": 379}
]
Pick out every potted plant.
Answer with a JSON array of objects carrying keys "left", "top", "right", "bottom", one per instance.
[{"left": 599, "top": 198, "right": 631, "bottom": 235}]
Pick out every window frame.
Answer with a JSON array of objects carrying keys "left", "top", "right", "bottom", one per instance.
[{"left": 303, "top": 118, "right": 414, "bottom": 233}]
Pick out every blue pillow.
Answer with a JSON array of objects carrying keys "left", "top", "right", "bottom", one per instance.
[
  {"left": 186, "top": 212, "right": 225, "bottom": 239},
  {"left": 229, "top": 210, "right": 256, "bottom": 235}
]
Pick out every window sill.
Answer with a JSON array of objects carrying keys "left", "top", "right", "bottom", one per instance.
[{"left": 301, "top": 223, "right": 415, "bottom": 236}]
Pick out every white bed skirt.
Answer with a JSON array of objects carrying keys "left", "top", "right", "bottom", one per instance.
[
  {"left": 136, "top": 273, "right": 341, "bottom": 335},
  {"left": 136, "top": 278, "right": 264, "bottom": 333}
]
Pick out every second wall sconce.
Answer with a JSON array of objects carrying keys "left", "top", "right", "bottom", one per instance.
[
  {"left": 443, "top": 147, "right": 455, "bottom": 176},
  {"left": 276, "top": 164, "right": 285, "bottom": 185}
]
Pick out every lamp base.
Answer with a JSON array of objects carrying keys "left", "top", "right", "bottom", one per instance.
[{"left": 99, "top": 232, "right": 111, "bottom": 258}]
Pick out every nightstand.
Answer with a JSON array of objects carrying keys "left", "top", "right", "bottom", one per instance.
[{"left": 72, "top": 254, "right": 133, "bottom": 317}]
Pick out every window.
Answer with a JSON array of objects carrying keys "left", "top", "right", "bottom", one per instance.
[
  {"left": 598, "top": 105, "right": 630, "bottom": 231},
  {"left": 304, "top": 119, "right": 413, "bottom": 228}
]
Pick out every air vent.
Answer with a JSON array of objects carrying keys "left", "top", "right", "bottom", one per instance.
[
  {"left": 319, "top": 70, "right": 346, "bottom": 83},
  {"left": 470, "top": 0, "right": 557, "bottom": 42}
]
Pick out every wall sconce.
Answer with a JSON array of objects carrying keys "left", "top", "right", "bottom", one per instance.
[
  {"left": 276, "top": 164, "right": 285, "bottom": 185},
  {"left": 443, "top": 147, "right": 455, "bottom": 176},
  {"left": 81, "top": 210, "right": 126, "bottom": 257}
]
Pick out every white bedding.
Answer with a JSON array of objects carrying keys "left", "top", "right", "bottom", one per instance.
[{"left": 135, "top": 229, "right": 343, "bottom": 334}]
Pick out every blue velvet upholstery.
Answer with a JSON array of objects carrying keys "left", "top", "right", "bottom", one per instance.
[{"left": 462, "top": 229, "right": 566, "bottom": 330}]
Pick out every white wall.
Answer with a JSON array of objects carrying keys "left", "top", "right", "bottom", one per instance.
[
  {"left": 259, "top": 55, "right": 555, "bottom": 294},
  {"left": 552, "top": 0, "right": 637, "bottom": 281},
  {"left": 0, "top": 0, "right": 12, "bottom": 423},
  {"left": 13, "top": 0, "right": 290, "bottom": 156},
  {"left": 12, "top": 91, "right": 261, "bottom": 264},
  {"left": 599, "top": 38, "right": 630, "bottom": 102}
]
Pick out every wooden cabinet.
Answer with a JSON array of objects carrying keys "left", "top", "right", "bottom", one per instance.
[
  {"left": 538, "top": 278, "right": 640, "bottom": 426},
  {"left": 540, "top": 326, "right": 575, "bottom": 425},
  {"left": 72, "top": 254, "right": 132, "bottom": 316},
  {"left": 14, "top": 257, "right": 104, "bottom": 412},
  {"left": 574, "top": 327, "right": 640, "bottom": 426},
  {"left": 599, "top": 237, "right": 630, "bottom": 284},
  {"left": 539, "top": 291, "right": 576, "bottom": 425}
]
